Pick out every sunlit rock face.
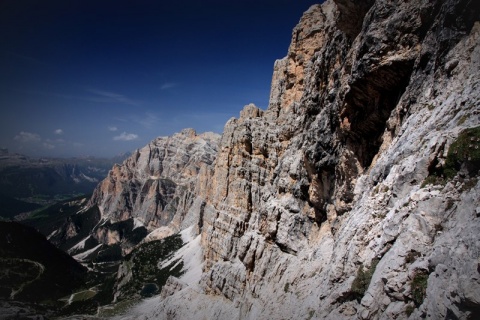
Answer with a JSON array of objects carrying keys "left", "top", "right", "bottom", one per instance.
[
  {"left": 87, "top": 129, "right": 220, "bottom": 250},
  {"left": 149, "top": 0, "right": 480, "bottom": 319}
]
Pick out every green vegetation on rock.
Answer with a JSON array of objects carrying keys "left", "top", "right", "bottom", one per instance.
[
  {"left": 422, "top": 126, "right": 480, "bottom": 187},
  {"left": 351, "top": 258, "right": 380, "bottom": 301},
  {"left": 444, "top": 126, "right": 480, "bottom": 179},
  {"left": 411, "top": 271, "right": 429, "bottom": 306},
  {"left": 115, "top": 233, "right": 184, "bottom": 301},
  {"left": 406, "top": 304, "right": 415, "bottom": 316}
]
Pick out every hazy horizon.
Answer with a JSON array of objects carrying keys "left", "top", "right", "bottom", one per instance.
[{"left": 0, "top": 0, "right": 321, "bottom": 158}]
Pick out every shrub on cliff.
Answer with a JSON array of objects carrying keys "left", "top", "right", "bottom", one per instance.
[
  {"left": 422, "top": 126, "right": 480, "bottom": 187},
  {"left": 351, "top": 258, "right": 380, "bottom": 301},
  {"left": 444, "top": 126, "right": 480, "bottom": 179}
]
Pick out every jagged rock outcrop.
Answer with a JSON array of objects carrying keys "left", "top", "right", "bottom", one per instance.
[
  {"left": 145, "top": 0, "right": 480, "bottom": 319},
  {"left": 73, "top": 129, "right": 220, "bottom": 252}
]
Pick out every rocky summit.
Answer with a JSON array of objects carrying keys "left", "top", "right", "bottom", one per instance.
[
  {"left": 54, "top": 0, "right": 479, "bottom": 319},
  {"left": 84, "top": 129, "right": 220, "bottom": 252}
]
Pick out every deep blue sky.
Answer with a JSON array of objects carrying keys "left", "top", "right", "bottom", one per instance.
[{"left": 0, "top": 0, "right": 320, "bottom": 158}]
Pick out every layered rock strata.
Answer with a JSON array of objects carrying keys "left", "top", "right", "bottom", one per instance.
[
  {"left": 151, "top": 0, "right": 480, "bottom": 319},
  {"left": 85, "top": 129, "right": 220, "bottom": 249}
]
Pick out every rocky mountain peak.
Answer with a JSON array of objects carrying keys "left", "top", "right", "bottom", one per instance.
[
  {"left": 52, "top": 0, "right": 480, "bottom": 318},
  {"left": 148, "top": 1, "right": 479, "bottom": 319},
  {"left": 80, "top": 130, "right": 220, "bottom": 249}
]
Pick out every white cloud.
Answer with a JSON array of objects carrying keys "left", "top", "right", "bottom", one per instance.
[
  {"left": 87, "top": 89, "right": 141, "bottom": 106},
  {"left": 54, "top": 129, "right": 63, "bottom": 135},
  {"left": 113, "top": 132, "right": 138, "bottom": 141},
  {"left": 14, "top": 131, "right": 41, "bottom": 143},
  {"left": 134, "top": 112, "right": 160, "bottom": 129},
  {"left": 160, "top": 82, "right": 177, "bottom": 90},
  {"left": 46, "top": 138, "right": 65, "bottom": 144},
  {"left": 43, "top": 142, "right": 55, "bottom": 150},
  {"left": 10, "top": 88, "right": 141, "bottom": 107},
  {"left": 108, "top": 126, "right": 118, "bottom": 131}
]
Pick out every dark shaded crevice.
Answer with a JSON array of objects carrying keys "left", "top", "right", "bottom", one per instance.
[
  {"left": 418, "top": 51, "right": 433, "bottom": 71},
  {"left": 221, "top": 278, "right": 226, "bottom": 291},
  {"left": 152, "top": 180, "right": 160, "bottom": 219},
  {"left": 313, "top": 207, "right": 327, "bottom": 225},
  {"left": 341, "top": 59, "right": 415, "bottom": 168},
  {"left": 224, "top": 148, "right": 231, "bottom": 199},
  {"left": 275, "top": 241, "right": 297, "bottom": 255},
  {"left": 133, "top": 149, "right": 141, "bottom": 163},
  {"left": 244, "top": 140, "right": 253, "bottom": 155},
  {"left": 197, "top": 201, "right": 206, "bottom": 233},
  {"left": 247, "top": 186, "right": 253, "bottom": 213},
  {"left": 246, "top": 252, "right": 256, "bottom": 273},
  {"left": 303, "top": 152, "right": 336, "bottom": 221},
  {"left": 333, "top": 0, "right": 375, "bottom": 39},
  {"left": 123, "top": 191, "right": 133, "bottom": 211}
]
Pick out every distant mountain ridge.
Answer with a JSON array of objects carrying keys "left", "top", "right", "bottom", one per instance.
[{"left": 0, "top": 151, "right": 130, "bottom": 218}]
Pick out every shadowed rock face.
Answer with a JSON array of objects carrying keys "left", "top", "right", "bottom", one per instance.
[{"left": 148, "top": 0, "right": 480, "bottom": 319}]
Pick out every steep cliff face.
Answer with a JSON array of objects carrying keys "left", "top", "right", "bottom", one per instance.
[
  {"left": 82, "top": 129, "right": 219, "bottom": 250},
  {"left": 148, "top": 0, "right": 480, "bottom": 319}
]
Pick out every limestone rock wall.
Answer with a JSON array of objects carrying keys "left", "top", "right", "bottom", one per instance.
[
  {"left": 88, "top": 129, "right": 220, "bottom": 245},
  {"left": 155, "top": 0, "right": 480, "bottom": 319}
]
